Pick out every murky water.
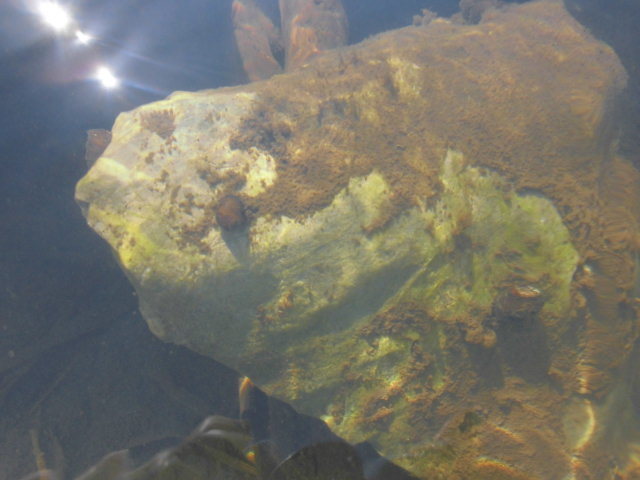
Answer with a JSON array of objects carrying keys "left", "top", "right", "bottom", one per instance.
[{"left": 1, "top": 1, "right": 639, "bottom": 479}]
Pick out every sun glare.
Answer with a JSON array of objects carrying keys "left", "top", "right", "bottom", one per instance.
[
  {"left": 75, "top": 30, "right": 93, "bottom": 45},
  {"left": 37, "top": 1, "right": 72, "bottom": 32},
  {"left": 95, "top": 66, "right": 120, "bottom": 89}
]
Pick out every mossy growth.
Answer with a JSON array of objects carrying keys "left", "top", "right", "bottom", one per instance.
[
  {"left": 405, "top": 149, "right": 579, "bottom": 322},
  {"left": 281, "top": 150, "right": 579, "bottom": 469}
]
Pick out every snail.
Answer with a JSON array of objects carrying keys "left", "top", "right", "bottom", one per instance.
[{"left": 215, "top": 194, "right": 247, "bottom": 231}]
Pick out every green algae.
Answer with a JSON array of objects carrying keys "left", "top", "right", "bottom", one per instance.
[
  {"left": 403, "top": 150, "right": 578, "bottom": 321},
  {"left": 84, "top": 148, "right": 579, "bottom": 463},
  {"left": 270, "top": 150, "right": 579, "bottom": 462}
]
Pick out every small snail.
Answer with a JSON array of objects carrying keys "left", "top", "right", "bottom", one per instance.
[{"left": 215, "top": 195, "right": 247, "bottom": 231}]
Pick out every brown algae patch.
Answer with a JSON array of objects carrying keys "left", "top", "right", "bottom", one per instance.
[{"left": 140, "top": 108, "right": 177, "bottom": 141}]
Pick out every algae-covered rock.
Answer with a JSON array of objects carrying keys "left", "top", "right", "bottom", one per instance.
[{"left": 76, "top": 1, "right": 640, "bottom": 478}]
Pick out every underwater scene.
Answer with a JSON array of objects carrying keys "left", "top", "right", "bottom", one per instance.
[{"left": 2, "top": 0, "right": 640, "bottom": 478}]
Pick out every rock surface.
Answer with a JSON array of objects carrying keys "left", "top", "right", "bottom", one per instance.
[{"left": 76, "top": 1, "right": 640, "bottom": 478}]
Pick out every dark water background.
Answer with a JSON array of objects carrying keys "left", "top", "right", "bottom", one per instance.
[{"left": 0, "top": 0, "right": 638, "bottom": 478}]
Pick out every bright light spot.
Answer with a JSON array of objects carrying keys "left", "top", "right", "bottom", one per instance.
[
  {"left": 75, "top": 30, "right": 92, "bottom": 45},
  {"left": 38, "top": 1, "right": 72, "bottom": 32},
  {"left": 95, "top": 66, "right": 120, "bottom": 89}
]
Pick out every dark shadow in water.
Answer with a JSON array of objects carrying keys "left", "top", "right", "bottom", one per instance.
[
  {"left": 565, "top": 0, "right": 640, "bottom": 158},
  {"left": 495, "top": 315, "right": 551, "bottom": 384},
  {"left": 221, "top": 227, "right": 251, "bottom": 264},
  {"left": 466, "top": 343, "right": 505, "bottom": 390},
  {"left": 286, "top": 261, "right": 423, "bottom": 343},
  {"left": 0, "top": 311, "right": 240, "bottom": 478},
  {"left": 2, "top": 307, "right": 418, "bottom": 480}
]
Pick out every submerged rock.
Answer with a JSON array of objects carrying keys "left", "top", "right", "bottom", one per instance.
[
  {"left": 84, "top": 129, "right": 111, "bottom": 168},
  {"left": 76, "top": 1, "right": 640, "bottom": 478},
  {"left": 232, "top": 0, "right": 348, "bottom": 81}
]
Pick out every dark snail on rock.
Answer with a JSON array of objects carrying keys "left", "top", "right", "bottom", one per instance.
[{"left": 215, "top": 194, "right": 247, "bottom": 231}]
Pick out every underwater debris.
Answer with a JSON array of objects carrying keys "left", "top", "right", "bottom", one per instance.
[
  {"left": 63, "top": 377, "right": 415, "bottom": 480},
  {"left": 269, "top": 441, "right": 365, "bottom": 480},
  {"left": 215, "top": 194, "right": 248, "bottom": 231},
  {"left": 232, "top": 0, "right": 348, "bottom": 80},
  {"left": 232, "top": 0, "right": 284, "bottom": 82},
  {"left": 280, "top": 0, "right": 348, "bottom": 71}
]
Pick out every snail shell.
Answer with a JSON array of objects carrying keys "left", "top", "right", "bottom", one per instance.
[{"left": 215, "top": 195, "right": 247, "bottom": 231}]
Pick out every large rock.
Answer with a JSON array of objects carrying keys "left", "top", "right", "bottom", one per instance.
[{"left": 76, "top": 1, "right": 640, "bottom": 478}]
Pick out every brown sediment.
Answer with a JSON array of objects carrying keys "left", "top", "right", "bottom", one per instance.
[
  {"left": 571, "top": 157, "right": 640, "bottom": 395},
  {"left": 197, "top": 165, "right": 247, "bottom": 194},
  {"left": 232, "top": 2, "right": 638, "bottom": 406},
  {"left": 178, "top": 222, "right": 212, "bottom": 255},
  {"left": 239, "top": 54, "right": 439, "bottom": 219},
  {"left": 230, "top": 0, "right": 628, "bottom": 265},
  {"left": 359, "top": 304, "right": 431, "bottom": 339}
]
